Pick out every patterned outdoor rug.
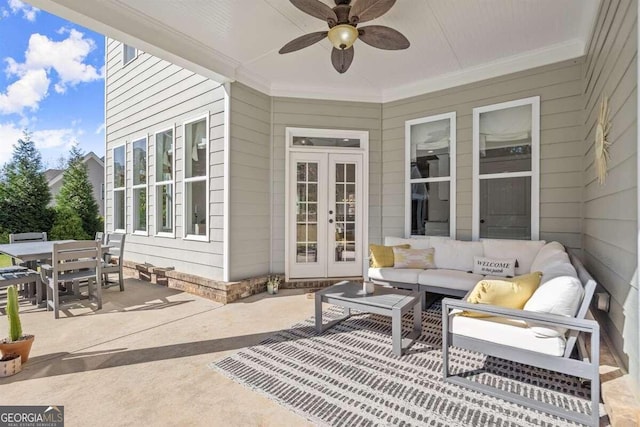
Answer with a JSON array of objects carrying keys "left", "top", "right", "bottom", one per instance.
[{"left": 210, "top": 303, "right": 598, "bottom": 426}]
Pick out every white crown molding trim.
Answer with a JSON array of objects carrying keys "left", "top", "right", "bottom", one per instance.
[
  {"left": 268, "top": 82, "right": 383, "bottom": 103},
  {"left": 234, "top": 67, "right": 272, "bottom": 98},
  {"left": 380, "top": 38, "right": 586, "bottom": 103}
]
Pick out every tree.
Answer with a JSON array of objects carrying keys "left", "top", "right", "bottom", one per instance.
[
  {"left": 56, "top": 144, "right": 102, "bottom": 237},
  {"left": 49, "top": 206, "right": 90, "bottom": 240},
  {"left": 0, "top": 131, "right": 54, "bottom": 238}
]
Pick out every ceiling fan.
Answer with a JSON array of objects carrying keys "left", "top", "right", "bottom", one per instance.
[{"left": 279, "top": 0, "right": 410, "bottom": 73}]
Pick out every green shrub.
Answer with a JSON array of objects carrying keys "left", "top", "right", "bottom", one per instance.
[{"left": 50, "top": 207, "right": 90, "bottom": 240}]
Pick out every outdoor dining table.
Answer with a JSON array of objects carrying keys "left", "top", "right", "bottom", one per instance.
[{"left": 0, "top": 240, "right": 112, "bottom": 304}]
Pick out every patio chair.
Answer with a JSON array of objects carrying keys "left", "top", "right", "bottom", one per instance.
[
  {"left": 103, "top": 233, "right": 126, "bottom": 291},
  {"left": 8, "top": 232, "right": 47, "bottom": 266},
  {"left": 0, "top": 266, "right": 42, "bottom": 305},
  {"left": 95, "top": 231, "right": 104, "bottom": 243},
  {"left": 40, "top": 241, "right": 102, "bottom": 319},
  {"left": 441, "top": 252, "right": 599, "bottom": 426}
]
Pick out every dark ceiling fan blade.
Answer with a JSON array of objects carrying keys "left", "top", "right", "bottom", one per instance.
[
  {"left": 358, "top": 25, "right": 409, "bottom": 50},
  {"left": 349, "top": 0, "right": 396, "bottom": 24},
  {"left": 331, "top": 46, "right": 354, "bottom": 73},
  {"left": 279, "top": 31, "right": 328, "bottom": 54},
  {"left": 290, "top": 0, "right": 338, "bottom": 23}
]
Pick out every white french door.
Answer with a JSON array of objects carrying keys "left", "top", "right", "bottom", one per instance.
[{"left": 288, "top": 151, "right": 364, "bottom": 279}]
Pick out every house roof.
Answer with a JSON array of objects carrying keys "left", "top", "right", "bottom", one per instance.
[
  {"left": 45, "top": 151, "right": 105, "bottom": 187},
  {"left": 29, "top": 0, "right": 600, "bottom": 103}
]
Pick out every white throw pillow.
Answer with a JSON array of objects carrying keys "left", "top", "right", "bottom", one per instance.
[
  {"left": 472, "top": 256, "right": 516, "bottom": 277},
  {"left": 523, "top": 275, "right": 584, "bottom": 337},
  {"left": 384, "top": 236, "right": 431, "bottom": 250},
  {"left": 431, "top": 240, "right": 484, "bottom": 271},
  {"left": 530, "top": 241, "right": 567, "bottom": 272},
  {"left": 482, "top": 239, "right": 546, "bottom": 275},
  {"left": 539, "top": 259, "right": 577, "bottom": 284}
]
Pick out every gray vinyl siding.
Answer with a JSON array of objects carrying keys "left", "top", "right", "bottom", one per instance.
[
  {"left": 581, "top": 0, "right": 638, "bottom": 386},
  {"left": 270, "top": 98, "right": 383, "bottom": 273},
  {"left": 382, "top": 58, "right": 585, "bottom": 248},
  {"left": 105, "top": 39, "right": 226, "bottom": 280},
  {"left": 228, "top": 83, "right": 272, "bottom": 281}
]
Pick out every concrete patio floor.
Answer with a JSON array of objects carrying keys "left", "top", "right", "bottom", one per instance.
[{"left": 0, "top": 279, "right": 313, "bottom": 426}]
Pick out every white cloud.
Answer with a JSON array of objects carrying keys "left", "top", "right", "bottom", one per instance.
[
  {"left": 0, "top": 122, "right": 84, "bottom": 166},
  {"left": 95, "top": 123, "right": 105, "bottom": 134},
  {"left": 8, "top": 0, "right": 39, "bottom": 21},
  {"left": 0, "top": 68, "right": 49, "bottom": 114},
  {"left": 1, "top": 29, "right": 101, "bottom": 115}
]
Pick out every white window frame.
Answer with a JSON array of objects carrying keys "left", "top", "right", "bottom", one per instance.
[
  {"left": 183, "top": 113, "right": 210, "bottom": 242},
  {"left": 122, "top": 43, "right": 137, "bottom": 66},
  {"left": 131, "top": 135, "right": 148, "bottom": 236},
  {"left": 112, "top": 143, "right": 126, "bottom": 233},
  {"left": 154, "top": 126, "right": 175, "bottom": 238},
  {"left": 405, "top": 112, "right": 457, "bottom": 239},
  {"left": 472, "top": 96, "right": 540, "bottom": 241}
]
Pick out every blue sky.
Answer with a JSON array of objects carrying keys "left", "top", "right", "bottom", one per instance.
[{"left": 0, "top": 0, "right": 104, "bottom": 168}]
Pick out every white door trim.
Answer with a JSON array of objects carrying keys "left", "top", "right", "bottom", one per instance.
[
  {"left": 471, "top": 96, "right": 540, "bottom": 241},
  {"left": 285, "top": 127, "right": 369, "bottom": 280}
]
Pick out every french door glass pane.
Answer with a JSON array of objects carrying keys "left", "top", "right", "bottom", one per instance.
[
  {"left": 114, "top": 190, "right": 125, "bottom": 230},
  {"left": 133, "top": 188, "right": 146, "bottom": 232},
  {"left": 411, "top": 181, "right": 450, "bottom": 236},
  {"left": 157, "top": 184, "right": 173, "bottom": 233},
  {"left": 479, "top": 104, "right": 532, "bottom": 175},
  {"left": 292, "top": 137, "right": 360, "bottom": 148},
  {"left": 295, "top": 162, "right": 318, "bottom": 263},
  {"left": 186, "top": 180, "right": 206, "bottom": 236},
  {"left": 155, "top": 129, "right": 173, "bottom": 181},
  {"left": 479, "top": 176, "right": 531, "bottom": 239},
  {"left": 335, "top": 162, "right": 356, "bottom": 263},
  {"left": 410, "top": 118, "right": 451, "bottom": 179}
]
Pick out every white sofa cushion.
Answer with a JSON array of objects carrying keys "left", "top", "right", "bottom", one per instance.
[
  {"left": 450, "top": 314, "right": 566, "bottom": 356},
  {"left": 368, "top": 267, "right": 422, "bottom": 284},
  {"left": 384, "top": 236, "right": 431, "bottom": 250},
  {"left": 482, "top": 239, "right": 546, "bottom": 275},
  {"left": 431, "top": 239, "right": 484, "bottom": 271},
  {"left": 418, "top": 269, "right": 483, "bottom": 292},
  {"left": 539, "top": 258, "right": 577, "bottom": 284},
  {"left": 530, "top": 241, "right": 567, "bottom": 272},
  {"left": 523, "top": 275, "right": 584, "bottom": 337}
]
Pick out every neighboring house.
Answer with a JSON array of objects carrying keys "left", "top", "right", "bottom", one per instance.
[
  {"left": 45, "top": 152, "right": 105, "bottom": 216},
  {"left": 37, "top": 1, "right": 635, "bottom": 393}
]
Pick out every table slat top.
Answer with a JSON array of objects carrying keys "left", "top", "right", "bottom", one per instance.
[{"left": 320, "top": 281, "right": 419, "bottom": 310}]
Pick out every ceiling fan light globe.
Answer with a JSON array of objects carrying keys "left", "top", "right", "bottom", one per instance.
[{"left": 328, "top": 24, "right": 358, "bottom": 50}]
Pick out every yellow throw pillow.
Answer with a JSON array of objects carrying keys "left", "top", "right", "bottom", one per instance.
[
  {"left": 369, "top": 244, "right": 410, "bottom": 268},
  {"left": 462, "top": 272, "right": 542, "bottom": 318}
]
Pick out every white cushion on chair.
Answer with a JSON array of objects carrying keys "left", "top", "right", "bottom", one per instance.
[
  {"left": 539, "top": 259, "right": 577, "bottom": 284},
  {"left": 450, "top": 314, "right": 566, "bottom": 356},
  {"left": 523, "top": 275, "right": 584, "bottom": 337},
  {"left": 482, "top": 239, "right": 546, "bottom": 275},
  {"left": 418, "top": 269, "right": 483, "bottom": 292},
  {"left": 368, "top": 267, "right": 422, "bottom": 284},
  {"left": 530, "top": 241, "right": 567, "bottom": 272}
]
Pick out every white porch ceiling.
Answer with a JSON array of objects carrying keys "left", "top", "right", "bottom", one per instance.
[{"left": 29, "top": 0, "right": 600, "bottom": 102}]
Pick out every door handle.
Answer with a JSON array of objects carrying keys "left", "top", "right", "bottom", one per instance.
[
  {"left": 329, "top": 219, "right": 334, "bottom": 223},
  {"left": 329, "top": 210, "right": 333, "bottom": 215},
  {"left": 480, "top": 219, "right": 485, "bottom": 224}
]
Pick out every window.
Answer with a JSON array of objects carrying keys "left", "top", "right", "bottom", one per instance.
[
  {"left": 123, "top": 44, "right": 137, "bottom": 65},
  {"left": 155, "top": 127, "right": 174, "bottom": 236},
  {"left": 131, "top": 136, "right": 147, "bottom": 234},
  {"left": 472, "top": 96, "right": 540, "bottom": 240},
  {"left": 112, "top": 145, "right": 126, "bottom": 232},
  {"left": 405, "top": 112, "right": 456, "bottom": 238},
  {"left": 183, "top": 114, "right": 209, "bottom": 240}
]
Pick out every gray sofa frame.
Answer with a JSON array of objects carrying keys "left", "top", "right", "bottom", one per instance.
[{"left": 441, "top": 252, "right": 599, "bottom": 427}]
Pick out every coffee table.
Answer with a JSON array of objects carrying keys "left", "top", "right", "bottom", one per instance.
[{"left": 315, "top": 281, "right": 422, "bottom": 356}]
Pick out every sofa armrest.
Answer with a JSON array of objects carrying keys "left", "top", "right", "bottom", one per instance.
[{"left": 441, "top": 298, "right": 598, "bottom": 334}]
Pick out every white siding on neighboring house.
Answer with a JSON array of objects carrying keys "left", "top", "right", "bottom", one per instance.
[
  {"left": 46, "top": 153, "right": 105, "bottom": 216},
  {"left": 270, "top": 97, "right": 383, "bottom": 274},
  {"left": 382, "top": 58, "right": 584, "bottom": 249},
  {"left": 105, "top": 38, "right": 226, "bottom": 280},
  {"left": 581, "top": 0, "right": 638, "bottom": 386}
]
